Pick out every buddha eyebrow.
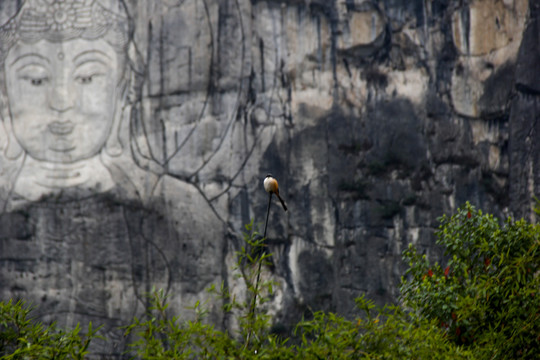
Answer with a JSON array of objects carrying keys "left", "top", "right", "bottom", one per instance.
[
  {"left": 74, "top": 58, "right": 108, "bottom": 68},
  {"left": 73, "top": 50, "right": 112, "bottom": 63},
  {"left": 10, "top": 53, "right": 50, "bottom": 67}
]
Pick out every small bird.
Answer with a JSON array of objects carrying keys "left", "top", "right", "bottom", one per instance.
[{"left": 264, "top": 174, "right": 287, "bottom": 211}]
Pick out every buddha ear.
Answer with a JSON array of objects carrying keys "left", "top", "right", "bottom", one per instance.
[
  {"left": 4, "top": 129, "right": 23, "bottom": 160},
  {"left": 0, "top": 97, "right": 23, "bottom": 160},
  {"left": 104, "top": 66, "right": 131, "bottom": 157},
  {"left": 105, "top": 42, "right": 144, "bottom": 158}
]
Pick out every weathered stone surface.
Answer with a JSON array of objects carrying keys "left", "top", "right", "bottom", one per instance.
[
  {"left": 450, "top": 0, "right": 528, "bottom": 118},
  {"left": 509, "top": 0, "right": 540, "bottom": 221},
  {"left": 0, "top": 0, "right": 536, "bottom": 357}
]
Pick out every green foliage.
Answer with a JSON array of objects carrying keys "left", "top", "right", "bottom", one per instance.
[
  {"left": 2, "top": 204, "right": 538, "bottom": 359},
  {"left": 295, "top": 295, "right": 471, "bottom": 359},
  {"left": 400, "top": 202, "right": 540, "bottom": 359},
  {"left": 123, "top": 289, "right": 240, "bottom": 359},
  {"left": 122, "top": 219, "right": 292, "bottom": 359},
  {"left": 122, "top": 219, "right": 469, "bottom": 359},
  {"left": 0, "top": 299, "right": 100, "bottom": 359},
  {"left": 123, "top": 291, "right": 467, "bottom": 359}
]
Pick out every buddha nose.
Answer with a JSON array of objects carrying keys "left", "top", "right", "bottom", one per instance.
[{"left": 48, "top": 80, "right": 76, "bottom": 113}]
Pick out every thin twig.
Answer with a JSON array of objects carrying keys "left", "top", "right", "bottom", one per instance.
[
  {"left": 245, "top": 193, "right": 272, "bottom": 348},
  {"left": 263, "top": 192, "right": 272, "bottom": 238}
]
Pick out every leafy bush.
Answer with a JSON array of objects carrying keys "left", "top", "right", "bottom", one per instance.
[
  {"left": 0, "top": 299, "right": 100, "bottom": 359},
  {"left": 121, "top": 290, "right": 468, "bottom": 359},
  {"left": 400, "top": 202, "right": 540, "bottom": 359},
  {"left": 294, "top": 295, "right": 471, "bottom": 359},
  {"left": 123, "top": 220, "right": 293, "bottom": 359},
  {"left": 1, "top": 203, "right": 538, "bottom": 359},
  {"left": 123, "top": 220, "right": 468, "bottom": 359}
]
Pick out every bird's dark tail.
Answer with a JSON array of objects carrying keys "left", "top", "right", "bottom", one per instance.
[{"left": 276, "top": 193, "right": 288, "bottom": 211}]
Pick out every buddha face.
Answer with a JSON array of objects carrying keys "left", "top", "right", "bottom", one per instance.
[{"left": 4, "top": 38, "right": 122, "bottom": 163}]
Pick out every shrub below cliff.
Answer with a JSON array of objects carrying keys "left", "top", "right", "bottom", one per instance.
[
  {"left": 1, "top": 203, "right": 538, "bottom": 359},
  {"left": 0, "top": 299, "right": 99, "bottom": 359},
  {"left": 400, "top": 202, "right": 539, "bottom": 359}
]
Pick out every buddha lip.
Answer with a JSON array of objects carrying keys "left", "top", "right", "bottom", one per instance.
[{"left": 48, "top": 121, "right": 75, "bottom": 135}]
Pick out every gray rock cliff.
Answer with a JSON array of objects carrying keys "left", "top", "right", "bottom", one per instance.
[{"left": 0, "top": 0, "right": 537, "bottom": 356}]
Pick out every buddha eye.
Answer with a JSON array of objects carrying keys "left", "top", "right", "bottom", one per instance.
[
  {"left": 16, "top": 65, "right": 50, "bottom": 87},
  {"left": 76, "top": 75, "right": 94, "bottom": 84},
  {"left": 27, "top": 76, "right": 49, "bottom": 86},
  {"left": 75, "top": 72, "right": 106, "bottom": 85}
]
